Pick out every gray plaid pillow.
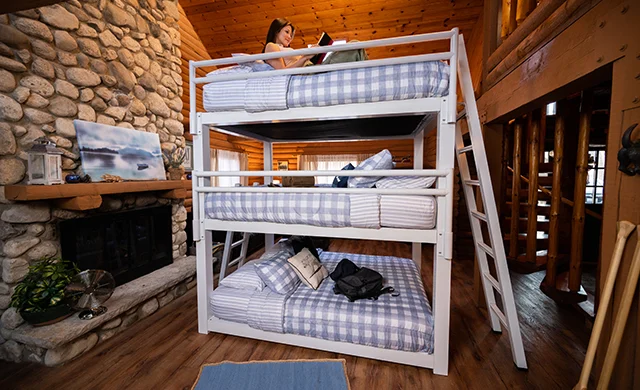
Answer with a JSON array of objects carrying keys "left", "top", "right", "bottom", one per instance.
[
  {"left": 254, "top": 251, "right": 300, "bottom": 294},
  {"left": 348, "top": 149, "right": 394, "bottom": 188}
]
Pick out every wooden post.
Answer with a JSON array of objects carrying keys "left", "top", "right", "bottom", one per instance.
[
  {"left": 482, "top": 0, "right": 501, "bottom": 94},
  {"left": 500, "top": 122, "right": 511, "bottom": 223},
  {"left": 569, "top": 89, "right": 592, "bottom": 292},
  {"left": 510, "top": 119, "right": 523, "bottom": 259},
  {"left": 546, "top": 100, "right": 565, "bottom": 287},
  {"left": 516, "top": 0, "right": 537, "bottom": 25},
  {"left": 526, "top": 110, "right": 541, "bottom": 265},
  {"left": 500, "top": 0, "right": 517, "bottom": 40}
]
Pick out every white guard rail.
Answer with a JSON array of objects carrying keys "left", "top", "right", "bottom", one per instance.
[{"left": 189, "top": 28, "right": 459, "bottom": 128}]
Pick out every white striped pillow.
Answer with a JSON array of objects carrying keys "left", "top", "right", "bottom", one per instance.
[
  {"left": 376, "top": 175, "right": 436, "bottom": 189},
  {"left": 348, "top": 149, "right": 394, "bottom": 188},
  {"left": 219, "top": 260, "right": 265, "bottom": 291}
]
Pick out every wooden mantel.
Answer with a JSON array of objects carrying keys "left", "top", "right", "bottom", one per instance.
[{"left": 4, "top": 180, "right": 188, "bottom": 211}]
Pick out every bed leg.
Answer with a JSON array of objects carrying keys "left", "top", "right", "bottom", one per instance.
[
  {"left": 196, "top": 230, "right": 213, "bottom": 334},
  {"left": 263, "top": 140, "right": 274, "bottom": 250},
  {"left": 432, "top": 249, "right": 452, "bottom": 375},
  {"left": 412, "top": 243, "right": 422, "bottom": 272}
]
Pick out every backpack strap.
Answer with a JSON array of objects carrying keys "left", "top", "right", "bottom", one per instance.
[{"left": 368, "top": 286, "right": 396, "bottom": 300}]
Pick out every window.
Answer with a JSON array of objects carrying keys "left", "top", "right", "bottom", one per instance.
[
  {"left": 546, "top": 102, "right": 557, "bottom": 116},
  {"left": 298, "top": 154, "right": 372, "bottom": 185},
  {"left": 210, "top": 149, "right": 248, "bottom": 187},
  {"left": 585, "top": 148, "right": 605, "bottom": 204}
]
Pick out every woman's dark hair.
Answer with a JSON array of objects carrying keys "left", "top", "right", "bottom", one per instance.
[{"left": 264, "top": 18, "right": 294, "bottom": 51}]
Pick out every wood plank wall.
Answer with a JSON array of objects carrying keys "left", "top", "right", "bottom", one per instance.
[
  {"left": 227, "top": 134, "right": 437, "bottom": 185},
  {"left": 178, "top": 3, "right": 212, "bottom": 123},
  {"left": 180, "top": 0, "right": 484, "bottom": 62}
]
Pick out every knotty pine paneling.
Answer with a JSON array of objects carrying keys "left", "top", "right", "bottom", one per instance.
[{"left": 179, "top": 0, "right": 484, "bottom": 62}]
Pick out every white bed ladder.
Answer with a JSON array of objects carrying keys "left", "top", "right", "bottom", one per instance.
[
  {"left": 455, "top": 37, "right": 527, "bottom": 369},
  {"left": 218, "top": 231, "right": 251, "bottom": 281}
]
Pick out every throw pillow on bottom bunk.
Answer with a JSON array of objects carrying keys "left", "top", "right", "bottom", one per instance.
[
  {"left": 330, "top": 258, "right": 395, "bottom": 302},
  {"left": 287, "top": 248, "right": 329, "bottom": 290},
  {"left": 254, "top": 251, "right": 301, "bottom": 294}
]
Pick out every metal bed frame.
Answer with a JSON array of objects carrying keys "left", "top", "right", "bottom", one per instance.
[{"left": 188, "top": 28, "right": 527, "bottom": 376}]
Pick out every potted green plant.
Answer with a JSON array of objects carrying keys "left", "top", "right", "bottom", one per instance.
[
  {"left": 10, "top": 258, "right": 80, "bottom": 326},
  {"left": 163, "top": 146, "right": 186, "bottom": 180}
]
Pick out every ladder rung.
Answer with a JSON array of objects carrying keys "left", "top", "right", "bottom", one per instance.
[
  {"left": 483, "top": 272, "right": 502, "bottom": 294},
  {"left": 228, "top": 256, "right": 243, "bottom": 267},
  {"left": 477, "top": 242, "right": 495, "bottom": 258},
  {"left": 470, "top": 210, "right": 488, "bottom": 222},
  {"left": 457, "top": 109, "right": 467, "bottom": 121},
  {"left": 231, "top": 240, "right": 244, "bottom": 249},
  {"left": 490, "top": 303, "right": 509, "bottom": 329},
  {"left": 464, "top": 179, "right": 480, "bottom": 186},
  {"left": 457, "top": 145, "right": 473, "bottom": 154}
]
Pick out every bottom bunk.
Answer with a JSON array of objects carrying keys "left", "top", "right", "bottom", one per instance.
[
  {"left": 208, "top": 249, "right": 435, "bottom": 368},
  {"left": 205, "top": 192, "right": 437, "bottom": 229}
]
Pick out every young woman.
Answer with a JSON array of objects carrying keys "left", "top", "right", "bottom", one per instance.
[{"left": 263, "top": 18, "right": 313, "bottom": 69}]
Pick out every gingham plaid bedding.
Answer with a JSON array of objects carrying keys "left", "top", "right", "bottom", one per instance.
[
  {"left": 284, "top": 251, "right": 434, "bottom": 352},
  {"left": 287, "top": 61, "right": 450, "bottom": 108},
  {"left": 202, "top": 61, "right": 450, "bottom": 112},
  {"left": 204, "top": 192, "right": 436, "bottom": 229},
  {"left": 204, "top": 193, "right": 381, "bottom": 228}
]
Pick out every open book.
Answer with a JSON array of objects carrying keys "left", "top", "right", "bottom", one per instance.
[{"left": 309, "top": 32, "right": 334, "bottom": 65}]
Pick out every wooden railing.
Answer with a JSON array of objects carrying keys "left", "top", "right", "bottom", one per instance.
[
  {"left": 504, "top": 91, "right": 603, "bottom": 302},
  {"left": 485, "top": 0, "right": 592, "bottom": 90}
]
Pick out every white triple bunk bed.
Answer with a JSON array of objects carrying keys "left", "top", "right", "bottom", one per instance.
[{"left": 189, "top": 28, "right": 527, "bottom": 376}]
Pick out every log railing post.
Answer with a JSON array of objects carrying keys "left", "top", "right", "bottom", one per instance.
[
  {"left": 500, "top": 122, "right": 511, "bottom": 222},
  {"left": 527, "top": 109, "right": 541, "bottom": 265},
  {"left": 500, "top": 0, "right": 518, "bottom": 40},
  {"left": 510, "top": 119, "right": 524, "bottom": 259},
  {"left": 569, "top": 90, "right": 593, "bottom": 292},
  {"left": 516, "top": 0, "right": 537, "bottom": 26},
  {"left": 546, "top": 100, "right": 565, "bottom": 287}
]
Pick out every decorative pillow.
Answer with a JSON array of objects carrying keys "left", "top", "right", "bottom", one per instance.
[
  {"left": 287, "top": 248, "right": 329, "bottom": 290},
  {"left": 219, "top": 260, "right": 265, "bottom": 291},
  {"left": 332, "top": 163, "right": 355, "bottom": 188},
  {"left": 376, "top": 176, "right": 437, "bottom": 189},
  {"left": 254, "top": 251, "right": 300, "bottom": 295},
  {"left": 348, "top": 149, "right": 394, "bottom": 188}
]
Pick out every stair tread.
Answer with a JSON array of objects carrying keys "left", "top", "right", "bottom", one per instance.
[{"left": 504, "top": 233, "right": 549, "bottom": 240}]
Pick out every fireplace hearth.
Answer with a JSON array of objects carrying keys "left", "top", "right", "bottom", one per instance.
[{"left": 60, "top": 206, "right": 173, "bottom": 286}]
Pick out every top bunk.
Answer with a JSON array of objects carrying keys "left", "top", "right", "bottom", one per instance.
[{"left": 189, "top": 29, "right": 460, "bottom": 142}]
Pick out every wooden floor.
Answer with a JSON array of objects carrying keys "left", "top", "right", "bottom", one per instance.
[{"left": 0, "top": 239, "right": 590, "bottom": 390}]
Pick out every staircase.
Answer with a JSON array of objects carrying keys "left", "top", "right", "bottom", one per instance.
[{"left": 499, "top": 95, "right": 605, "bottom": 306}]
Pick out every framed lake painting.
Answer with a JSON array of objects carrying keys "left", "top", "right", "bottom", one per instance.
[{"left": 74, "top": 120, "right": 166, "bottom": 181}]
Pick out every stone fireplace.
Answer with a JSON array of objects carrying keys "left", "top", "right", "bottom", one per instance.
[{"left": 0, "top": 0, "right": 195, "bottom": 365}]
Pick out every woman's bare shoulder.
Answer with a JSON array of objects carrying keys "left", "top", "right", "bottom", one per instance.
[{"left": 264, "top": 42, "right": 281, "bottom": 52}]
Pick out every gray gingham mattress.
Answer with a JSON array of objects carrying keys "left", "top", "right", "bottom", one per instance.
[
  {"left": 204, "top": 192, "right": 436, "bottom": 229},
  {"left": 202, "top": 61, "right": 449, "bottom": 112},
  {"left": 210, "top": 251, "right": 434, "bottom": 353}
]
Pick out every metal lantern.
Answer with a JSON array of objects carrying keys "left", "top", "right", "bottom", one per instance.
[{"left": 27, "top": 138, "right": 63, "bottom": 185}]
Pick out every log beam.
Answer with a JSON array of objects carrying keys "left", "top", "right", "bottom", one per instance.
[
  {"left": 54, "top": 195, "right": 103, "bottom": 211},
  {"left": 569, "top": 89, "right": 592, "bottom": 292},
  {"left": 490, "top": 0, "right": 566, "bottom": 72},
  {"left": 159, "top": 188, "right": 187, "bottom": 199},
  {"left": 487, "top": 0, "right": 593, "bottom": 89}
]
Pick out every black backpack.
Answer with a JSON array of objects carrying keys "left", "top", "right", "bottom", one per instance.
[{"left": 330, "top": 259, "right": 395, "bottom": 302}]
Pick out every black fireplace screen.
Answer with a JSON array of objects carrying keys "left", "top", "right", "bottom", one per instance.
[{"left": 60, "top": 206, "right": 173, "bottom": 286}]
